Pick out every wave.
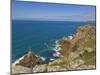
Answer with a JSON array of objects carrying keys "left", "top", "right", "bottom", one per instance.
[
  {"left": 35, "top": 55, "right": 46, "bottom": 61},
  {"left": 52, "top": 35, "right": 73, "bottom": 57},
  {"left": 50, "top": 58, "right": 55, "bottom": 61},
  {"left": 62, "top": 35, "right": 73, "bottom": 40},
  {"left": 12, "top": 35, "right": 73, "bottom": 65}
]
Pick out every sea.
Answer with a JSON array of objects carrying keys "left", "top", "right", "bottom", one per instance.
[{"left": 12, "top": 20, "right": 95, "bottom": 63}]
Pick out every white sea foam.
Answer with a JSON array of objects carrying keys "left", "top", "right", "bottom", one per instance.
[
  {"left": 52, "top": 35, "right": 73, "bottom": 57},
  {"left": 12, "top": 55, "right": 25, "bottom": 67},
  {"left": 50, "top": 58, "right": 55, "bottom": 61},
  {"left": 62, "top": 37, "right": 68, "bottom": 40},
  {"left": 62, "top": 35, "right": 73, "bottom": 40},
  {"left": 68, "top": 36, "right": 73, "bottom": 40},
  {"left": 40, "top": 57, "right": 46, "bottom": 61},
  {"left": 12, "top": 35, "right": 73, "bottom": 66},
  {"left": 52, "top": 40, "right": 61, "bottom": 57},
  {"left": 55, "top": 40, "right": 61, "bottom": 50},
  {"left": 53, "top": 51, "right": 60, "bottom": 57}
]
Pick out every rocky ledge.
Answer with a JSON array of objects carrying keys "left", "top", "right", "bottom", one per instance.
[{"left": 12, "top": 25, "right": 96, "bottom": 74}]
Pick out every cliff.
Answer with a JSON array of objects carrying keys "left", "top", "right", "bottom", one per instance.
[
  {"left": 12, "top": 25, "right": 96, "bottom": 74},
  {"left": 48, "top": 25, "right": 96, "bottom": 70}
]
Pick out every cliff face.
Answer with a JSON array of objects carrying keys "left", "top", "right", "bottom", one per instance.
[
  {"left": 12, "top": 25, "right": 96, "bottom": 74},
  {"left": 48, "top": 25, "right": 96, "bottom": 70},
  {"left": 58, "top": 26, "right": 96, "bottom": 56}
]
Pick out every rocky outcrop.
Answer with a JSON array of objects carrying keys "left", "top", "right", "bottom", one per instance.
[
  {"left": 49, "top": 25, "right": 96, "bottom": 70},
  {"left": 33, "top": 64, "right": 47, "bottom": 72},
  {"left": 12, "top": 49, "right": 43, "bottom": 74},
  {"left": 58, "top": 25, "right": 95, "bottom": 57},
  {"left": 15, "top": 50, "right": 43, "bottom": 68},
  {"left": 12, "top": 65, "right": 31, "bottom": 74}
]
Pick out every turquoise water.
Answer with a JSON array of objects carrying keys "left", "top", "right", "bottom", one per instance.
[{"left": 12, "top": 20, "right": 95, "bottom": 63}]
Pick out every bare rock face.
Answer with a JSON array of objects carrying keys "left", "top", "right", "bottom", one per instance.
[
  {"left": 33, "top": 64, "right": 47, "bottom": 73},
  {"left": 47, "top": 65, "right": 67, "bottom": 72},
  {"left": 16, "top": 50, "right": 43, "bottom": 68},
  {"left": 58, "top": 25, "right": 96, "bottom": 57},
  {"left": 46, "top": 25, "right": 96, "bottom": 71},
  {"left": 12, "top": 65, "right": 31, "bottom": 74},
  {"left": 70, "top": 59, "right": 84, "bottom": 69}
]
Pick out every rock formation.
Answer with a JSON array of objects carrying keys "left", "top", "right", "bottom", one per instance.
[
  {"left": 12, "top": 49, "right": 43, "bottom": 74},
  {"left": 48, "top": 25, "right": 96, "bottom": 70},
  {"left": 16, "top": 49, "right": 43, "bottom": 68}
]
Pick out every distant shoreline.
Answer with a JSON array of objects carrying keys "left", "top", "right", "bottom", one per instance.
[{"left": 12, "top": 20, "right": 96, "bottom": 23}]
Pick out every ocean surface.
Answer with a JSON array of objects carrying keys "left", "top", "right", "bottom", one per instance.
[{"left": 12, "top": 20, "right": 95, "bottom": 63}]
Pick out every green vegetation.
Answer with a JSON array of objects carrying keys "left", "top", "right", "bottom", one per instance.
[
  {"left": 48, "top": 57, "right": 71, "bottom": 69},
  {"left": 83, "top": 38, "right": 96, "bottom": 48},
  {"left": 58, "top": 40, "right": 67, "bottom": 45},
  {"left": 79, "top": 51, "right": 96, "bottom": 65},
  {"left": 50, "top": 25, "right": 96, "bottom": 69}
]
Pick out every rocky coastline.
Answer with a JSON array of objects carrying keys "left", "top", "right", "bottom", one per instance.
[{"left": 12, "top": 25, "right": 96, "bottom": 74}]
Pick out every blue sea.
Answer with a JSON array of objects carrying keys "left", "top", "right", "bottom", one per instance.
[{"left": 12, "top": 20, "right": 95, "bottom": 63}]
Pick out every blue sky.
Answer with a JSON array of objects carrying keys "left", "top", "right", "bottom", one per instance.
[{"left": 12, "top": 0, "right": 96, "bottom": 21}]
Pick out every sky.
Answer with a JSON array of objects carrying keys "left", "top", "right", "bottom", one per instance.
[{"left": 12, "top": 0, "right": 96, "bottom": 21}]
